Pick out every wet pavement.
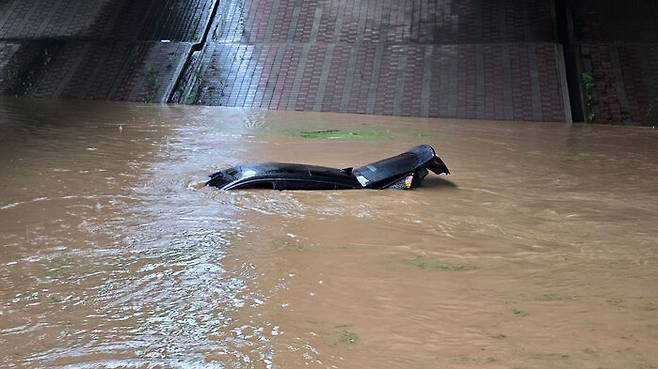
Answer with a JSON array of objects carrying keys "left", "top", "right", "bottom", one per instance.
[
  {"left": 0, "top": 0, "right": 217, "bottom": 102},
  {"left": 176, "top": 0, "right": 570, "bottom": 122},
  {"left": 1, "top": 0, "right": 573, "bottom": 122},
  {"left": 3, "top": 0, "right": 658, "bottom": 125},
  {"left": 1, "top": 97, "right": 657, "bottom": 368}
]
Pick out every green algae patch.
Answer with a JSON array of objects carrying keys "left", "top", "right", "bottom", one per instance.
[
  {"left": 452, "top": 356, "right": 498, "bottom": 365},
  {"left": 606, "top": 297, "right": 626, "bottom": 308},
  {"left": 271, "top": 126, "right": 448, "bottom": 142},
  {"left": 282, "top": 128, "right": 393, "bottom": 141},
  {"left": 406, "top": 256, "right": 476, "bottom": 272},
  {"left": 324, "top": 326, "right": 359, "bottom": 346},
  {"left": 337, "top": 329, "right": 359, "bottom": 344}
]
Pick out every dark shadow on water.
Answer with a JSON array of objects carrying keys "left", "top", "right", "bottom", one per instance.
[{"left": 419, "top": 176, "right": 458, "bottom": 190}]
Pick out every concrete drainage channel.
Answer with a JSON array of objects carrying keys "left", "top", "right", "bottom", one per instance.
[{"left": 167, "top": 0, "right": 222, "bottom": 104}]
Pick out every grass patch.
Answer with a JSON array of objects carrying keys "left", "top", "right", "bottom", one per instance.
[
  {"left": 184, "top": 90, "right": 199, "bottom": 105},
  {"left": 193, "top": 65, "right": 205, "bottom": 80},
  {"left": 406, "top": 256, "right": 475, "bottom": 272},
  {"left": 582, "top": 72, "right": 595, "bottom": 123},
  {"left": 145, "top": 68, "right": 159, "bottom": 85},
  {"left": 512, "top": 307, "right": 528, "bottom": 317},
  {"left": 143, "top": 68, "right": 160, "bottom": 103}
]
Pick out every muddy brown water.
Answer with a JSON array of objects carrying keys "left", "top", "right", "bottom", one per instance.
[{"left": 1, "top": 97, "right": 657, "bottom": 369}]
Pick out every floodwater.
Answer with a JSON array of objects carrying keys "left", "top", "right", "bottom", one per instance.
[{"left": 0, "top": 97, "right": 657, "bottom": 369}]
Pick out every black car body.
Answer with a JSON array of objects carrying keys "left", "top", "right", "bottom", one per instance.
[{"left": 207, "top": 145, "right": 449, "bottom": 190}]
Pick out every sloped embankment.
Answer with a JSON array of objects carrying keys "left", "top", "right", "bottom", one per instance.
[{"left": 0, "top": 0, "right": 216, "bottom": 102}]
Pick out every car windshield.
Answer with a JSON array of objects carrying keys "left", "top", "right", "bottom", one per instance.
[{"left": 206, "top": 167, "right": 239, "bottom": 187}]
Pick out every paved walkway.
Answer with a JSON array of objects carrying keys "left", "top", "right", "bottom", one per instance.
[
  {"left": 177, "top": 0, "right": 571, "bottom": 122},
  {"left": 9, "top": 0, "right": 656, "bottom": 124}
]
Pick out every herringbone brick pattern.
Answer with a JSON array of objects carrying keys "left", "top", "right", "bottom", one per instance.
[
  {"left": 0, "top": 1, "right": 111, "bottom": 40},
  {"left": 2, "top": 0, "right": 573, "bottom": 121},
  {"left": 212, "top": 0, "right": 555, "bottom": 44},
  {"left": 0, "top": 0, "right": 214, "bottom": 102},
  {"left": 0, "top": 0, "right": 215, "bottom": 41},
  {"left": 177, "top": 0, "right": 569, "bottom": 121},
  {"left": 28, "top": 42, "right": 192, "bottom": 102},
  {"left": 189, "top": 42, "right": 567, "bottom": 121}
]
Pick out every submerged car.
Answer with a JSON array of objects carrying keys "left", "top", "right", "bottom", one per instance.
[{"left": 206, "top": 144, "right": 450, "bottom": 191}]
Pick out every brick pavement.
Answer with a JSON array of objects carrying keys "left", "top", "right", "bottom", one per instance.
[
  {"left": 2, "top": 0, "right": 577, "bottom": 122},
  {"left": 579, "top": 44, "right": 658, "bottom": 126},
  {"left": 181, "top": 42, "right": 568, "bottom": 121},
  {"left": 210, "top": 0, "right": 556, "bottom": 44},
  {"left": 27, "top": 41, "right": 192, "bottom": 102},
  {"left": 566, "top": 0, "right": 658, "bottom": 125},
  {"left": 3, "top": 0, "right": 656, "bottom": 124},
  {"left": 175, "top": 0, "right": 571, "bottom": 122},
  {"left": 0, "top": 0, "right": 214, "bottom": 102},
  {"left": 0, "top": 0, "right": 215, "bottom": 41}
]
